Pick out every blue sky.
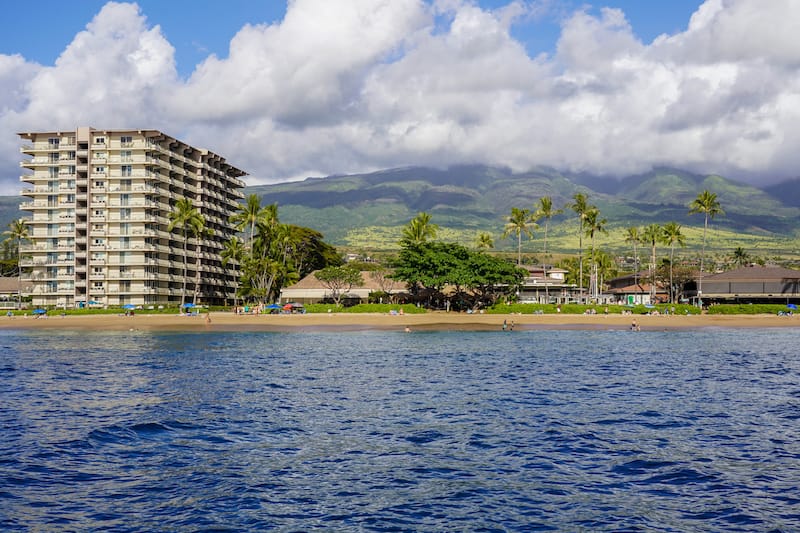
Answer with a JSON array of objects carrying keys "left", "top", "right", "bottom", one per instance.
[{"left": 1, "top": 0, "right": 798, "bottom": 192}]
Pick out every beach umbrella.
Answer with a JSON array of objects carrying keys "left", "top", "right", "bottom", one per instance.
[
  {"left": 266, "top": 304, "right": 281, "bottom": 309},
  {"left": 182, "top": 303, "right": 195, "bottom": 308},
  {"left": 122, "top": 304, "right": 135, "bottom": 309},
  {"left": 787, "top": 303, "right": 798, "bottom": 310},
  {"left": 33, "top": 308, "right": 46, "bottom": 315}
]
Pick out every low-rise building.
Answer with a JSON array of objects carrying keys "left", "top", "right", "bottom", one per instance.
[{"left": 694, "top": 265, "right": 800, "bottom": 303}]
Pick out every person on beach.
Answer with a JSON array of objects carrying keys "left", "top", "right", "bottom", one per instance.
[
  {"left": 502, "top": 319, "right": 507, "bottom": 331},
  {"left": 205, "top": 313, "right": 211, "bottom": 325}
]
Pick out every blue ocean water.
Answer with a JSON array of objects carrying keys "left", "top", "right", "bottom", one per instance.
[{"left": 1, "top": 327, "right": 799, "bottom": 532}]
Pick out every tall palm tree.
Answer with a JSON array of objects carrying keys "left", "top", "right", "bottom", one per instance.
[
  {"left": 168, "top": 198, "right": 204, "bottom": 308},
  {"left": 535, "top": 196, "right": 563, "bottom": 301},
  {"left": 731, "top": 246, "right": 750, "bottom": 267},
  {"left": 230, "top": 194, "right": 270, "bottom": 253},
  {"left": 401, "top": 212, "right": 438, "bottom": 245},
  {"left": 569, "top": 193, "right": 592, "bottom": 301},
  {"left": 221, "top": 236, "right": 245, "bottom": 308},
  {"left": 475, "top": 232, "right": 494, "bottom": 250},
  {"left": 584, "top": 207, "right": 607, "bottom": 298},
  {"left": 625, "top": 226, "right": 642, "bottom": 303},
  {"left": 689, "top": 190, "right": 724, "bottom": 302},
  {"left": 4, "top": 219, "right": 29, "bottom": 309},
  {"left": 503, "top": 207, "right": 536, "bottom": 266},
  {"left": 662, "top": 221, "right": 686, "bottom": 303},
  {"left": 642, "top": 223, "right": 663, "bottom": 302}
]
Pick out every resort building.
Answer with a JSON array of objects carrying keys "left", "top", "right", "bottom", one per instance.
[
  {"left": 18, "top": 127, "right": 246, "bottom": 308},
  {"left": 688, "top": 265, "right": 800, "bottom": 304}
]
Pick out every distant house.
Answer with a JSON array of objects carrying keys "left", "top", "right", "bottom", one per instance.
[
  {"left": 0, "top": 277, "right": 32, "bottom": 309},
  {"left": 692, "top": 265, "right": 800, "bottom": 303},
  {"left": 516, "top": 265, "right": 580, "bottom": 303},
  {"left": 280, "top": 270, "right": 408, "bottom": 305},
  {"left": 606, "top": 270, "right": 668, "bottom": 305}
]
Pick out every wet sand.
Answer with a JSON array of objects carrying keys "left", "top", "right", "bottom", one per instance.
[{"left": 1, "top": 311, "right": 798, "bottom": 332}]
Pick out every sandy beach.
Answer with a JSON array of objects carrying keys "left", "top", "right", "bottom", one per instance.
[{"left": 1, "top": 311, "right": 798, "bottom": 332}]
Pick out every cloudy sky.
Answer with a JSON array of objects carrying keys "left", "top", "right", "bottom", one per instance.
[{"left": 1, "top": 0, "right": 798, "bottom": 194}]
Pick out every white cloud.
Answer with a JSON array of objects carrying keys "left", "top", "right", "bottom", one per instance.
[{"left": 2, "top": 0, "right": 800, "bottom": 194}]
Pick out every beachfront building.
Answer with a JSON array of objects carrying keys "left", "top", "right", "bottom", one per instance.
[
  {"left": 280, "top": 270, "right": 409, "bottom": 305},
  {"left": 687, "top": 265, "right": 800, "bottom": 304},
  {"left": 516, "top": 265, "right": 580, "bottom": 304},
  {"left": 18, "top": 127, "right": 247, "bottom": 308}
]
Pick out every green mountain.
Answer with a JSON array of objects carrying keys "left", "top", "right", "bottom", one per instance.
[
  {"left": 5, "top": 166, "right": 799, "bottom": 254},
  {"left": 245, "top": 166, "right": 800, "bottom": 251}
]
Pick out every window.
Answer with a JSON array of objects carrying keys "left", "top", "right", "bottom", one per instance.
[
  {"left": 120, "top": 136, "right": 133, "bottom": 147},
  {"left": 93, "top": 238, "right": 105, "bottom": 246},
  {"left": 93, "top": 224, "right": 104, "bottom": 231},
  {"left": 93, "top": 281, "right": 104, "bottom": 289},
  {"left": 120, "top": 208, "right": 131, "bottom": 220},
  {"left": 120, "top": 266, "right": 130, "bottom": 274},
  {"left": 120, "top": 280, "right": 131, "bottom": 292},
  {"left": 48, "top": 137, "right": 60, "bottom": 147},
  {"left": 121, "top": 165, "right": 132, "bottom": 177},
  {"left": 94, "top": 166, "right": 105, "bottom": 174},
  {"left": 94, "top": 180, "right": 105, "bottom": 188},
  {"left": 49, "top": 167, "right": 59, "bottom": 178},
  {"left": 93, "top": 267, "right": 104, "bottom": 274},
  {"left": 94, "top": 136, "right": 106, "bottom": 145},
  {"left": 94, "top": 209, "right": 105, "bottom": 217},
  {"left": 120, "top": 150, "right": 132, "bottom": 162},
  {"left": 49, "top": 152, "right": 59, "bottom": 163},
  {"left": 120, "top": 223, "right": 130, "bottom": 235},
  {"left": 120, "top": 194, "right": 129, "bottom": 206},
  {"left": 119, "top": 237, "right": 130, "bottom": 249}
]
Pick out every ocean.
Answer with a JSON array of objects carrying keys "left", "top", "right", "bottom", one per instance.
[{"left": 1, "top": 327, "right": 799, "bottom": 531}]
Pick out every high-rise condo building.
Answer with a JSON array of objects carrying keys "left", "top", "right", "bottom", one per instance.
[{"left": 19, "top": 127, "right": 247, "bottom": 308}]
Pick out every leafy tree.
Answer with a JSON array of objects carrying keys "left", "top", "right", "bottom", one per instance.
[
  {"left": 625, "top": 226, "right": 643, "bottom": 300},
  {"left": 3, "top": 219, "right": 30, "bottom": 309},
  {"left": 401, "top": 212, "right": 438, "bottom": 245},
  {"left": 689, "top": 190, "right": 724, "bottom": 299},
  {"left": 584, "top": 207, "right": 607, "bottom": 298},
  {"left": 316, "top": 265, "right": 364, "bottom": 306},
  {"left": 503, "top": 207, "right": 537, "bottom": 266},
  {"left": 167, "top": 198, "right": 204, "bottom": 307},
  {"left": 569, "top": 193, "right": 593, "bottom": 301},
  {"left": 230, "top": 194, "right": 276, "bottom": 253},
  {"left": 731, "top": 246, "right": 750, "bottom": 267},
  {"left": 475, "top": 232, "right": 494, "bottom": 250},
  {"left": 662, "top": 221, "right": 686, "bottom": 303},
  {"left": 370, "top": 266, "right": 399, "bottom": 302},
  {"left": 642, "top": 223, "right": 663, "bottom": 301},
  {"left": 535, "top": 196, "right": 562, "bottom": 300},
  {"left": 221, "top": 236, "right": 245, "bottom": 308}
]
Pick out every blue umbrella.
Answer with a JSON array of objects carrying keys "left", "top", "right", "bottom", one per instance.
[
  {"left": 33, "top": 308, "right": 46, "bottom": 315},
  {"left": 123, "top": 304, "right": 135, "bottom": 309},
  {"left": 266, "top": 304, "right": 282, "bottom": 309},
  {"left": 788, "top": 303, "right": 798, "bottom": 310},
  {"left": 182, "top": 303, "right": 195, "bottom": 308}
]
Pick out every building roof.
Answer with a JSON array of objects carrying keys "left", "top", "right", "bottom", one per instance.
[
  {"left": 285, "top": 271, "right": 408, "bottom": 292},
  {"left": 704, "top": 265, "right": 800, "bottom": 281}
]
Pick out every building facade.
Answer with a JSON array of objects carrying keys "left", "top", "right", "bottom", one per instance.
[{"left": 19, "top": 127, "right": 246, "bottom": 308}]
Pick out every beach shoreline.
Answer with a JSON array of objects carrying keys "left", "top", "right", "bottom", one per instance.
[{"left": 1, "top": 311, "right": 798, "bottom": 332}]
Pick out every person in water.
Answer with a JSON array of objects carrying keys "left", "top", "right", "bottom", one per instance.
[{"left": 631, "top": 318, "right": 640, "bottom": 331}]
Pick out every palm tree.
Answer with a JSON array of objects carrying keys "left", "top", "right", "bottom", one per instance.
[
  {"left": 689, "top": 190, "right": 724, "bottom": 302},
  {"left": 731, "top": 246, "right": 750, "bottom": 267},
  {"left": 569, "top": 193, "right": 592, "bottom": 301},
  {"left": 625, "top": 226, "right": 642, "bottom": 304},
  {"left": 221, "top": 236, "right": 245, "bottom": 308},
  {"left": 642, "top": 223, "right": 663, "bottom": 302},
  {"left": 535, "top": 196, "right": 562, "bottom": 301},
  {"left": 662, "top": 222, "right": 686, "bottom": 303},
  {"left": 503, "top": 207, "right": 536, "bottom": 266},
  {"left": 584, "top": 207, "right": 607, "bottom": 299},
  {"left": 475, "top": 232, "right": 494, "bottom": 250},
  {"left": 230, "top": 194, "right": 271, "bottom": 253},
  {"left": 4, "top": 219, "right": 29, "bottom": 309},
  {"left": 168, "top": 198, "right": 204, "bottom": 308},
  {"left": 401, "top": 212, "right": 438, "bottom": 245}
]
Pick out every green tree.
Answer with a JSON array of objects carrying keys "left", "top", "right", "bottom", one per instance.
[
  {"left": 625, "top": 226, "right": 642, "bottom": 302},
  {"left": 167, "top": 198, "right": 204, "bottom": 308},
  {"left": 731, "top": 246, "right": 750, "bottom": 267},
  {"left": 230, "top": 194, "right": 276, "bottom": 253},
  {"left": 662, "top": 222, "right": 686, "bottom": 303},
  {"left": 689, "top": 190, "right": 724, "bottom": 300},
  {"left": 502, "top": 207, "right": 537, "bottom": 266},
  {"left": 584, "top": 207, "right": 607, "bottom": 299},
  {"left": 642, "top": 223, "right": 663, "bottom": 301},
  {"left": 475, "top": 232, "right": 494, "bottom": 250},
  {"left": 316, "top": 265, "right": 364, "bottom": 306},
  {"left": 3, "top": 218, "right": 30, "bottom": 309},
  {"left": 535, "top": 196, "right": 563, "bottom": 300},
  {"left": 569, "top": 193, "right": 592, "bottom": 301},
  {"left": 401, "top": 212, "right": 438, "bottom": 245},
  {"left": 221, "top": 236, "right": 245, "bottom": 308}
]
